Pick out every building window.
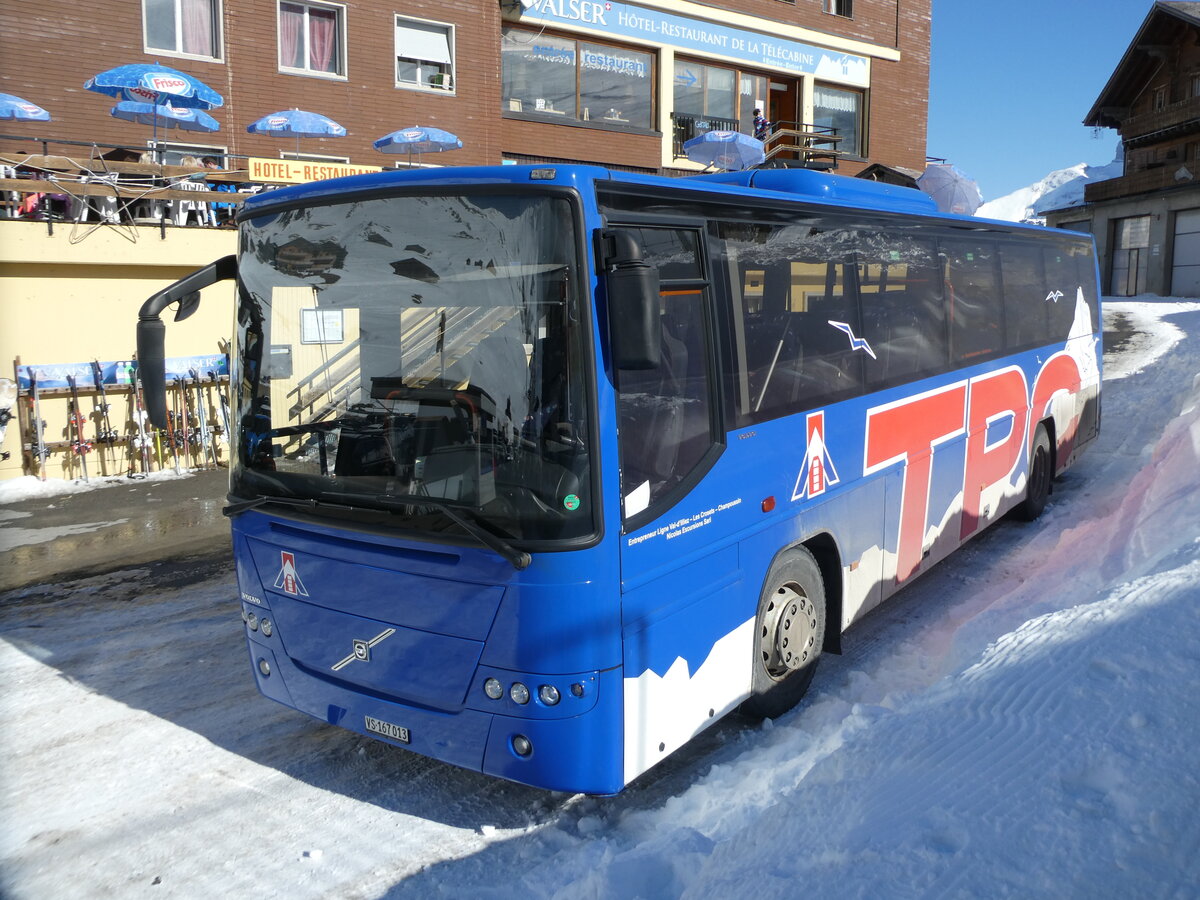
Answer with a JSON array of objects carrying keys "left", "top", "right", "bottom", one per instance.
[
  {"left": 396, "top": 17, "right": 453, "bottom": 91},
  {"left": 824, "top": 0, "right": 853, "bottom": 17},
  {"left": 1154, "top": 86, "right": 1167, "bottom": 110},
  {"left": 144, "top": 0, "right": 221, "bottom": 59},
  {"left": 156, "top": 141, "right": 226, "bottom": 165},
  {"left": 674, "top": 61, "right": 769, "bottom": 137},
  {"left": 281, "top": 151, "right": 349, "bottom": 163},
  {"left": 502, "top": 28, "right": 654, "bottom": 130},
  {"left": 279, "top": 1, "right": 345, "bottom": 77},
  {"left": 813, "top": 84, "right": 864, "bottom": 157}
]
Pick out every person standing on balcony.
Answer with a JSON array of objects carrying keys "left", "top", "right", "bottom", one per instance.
[{"left": 753, "top": 109, "right": 772, "bottom": 142}]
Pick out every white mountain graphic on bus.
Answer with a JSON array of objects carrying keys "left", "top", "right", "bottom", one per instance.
[
  {"left": 274, "top": 551, "right": 309, "bottom": 596},
  {"left": 793, "top": 411, "right": 841, "bottom": 500}
]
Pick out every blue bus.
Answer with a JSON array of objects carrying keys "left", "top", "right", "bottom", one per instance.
[{"left": 136, "top": 164, "right": 1101, "bottom": 794}]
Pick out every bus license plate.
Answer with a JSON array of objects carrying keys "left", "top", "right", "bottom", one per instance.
[{"left": 364, "top": 715, "right": 410, "bottom": 743}]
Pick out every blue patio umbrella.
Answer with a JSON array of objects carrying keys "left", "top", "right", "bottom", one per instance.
[
  {"left": 247, "top": 108, "right": 346, "bottom": 155},
  {"left": 111, "top": 101, "right": 220, "bottom": 133},
  {"left": 682, "top": 131, "right": 765, "bottom": 171},
  {"left": 0, "top": 93, "right": 51, "bottom": 121},
  {"left": 88, "top": 64, "right": 223, "bottom": 159},
  {"left": 85, "top": 63, "right": 224, "bottom": 110},
  {"left": 374, "top": 126, "right": 462, "bottom": 167}
]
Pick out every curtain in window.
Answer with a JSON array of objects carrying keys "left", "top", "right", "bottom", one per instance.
[
  {"left": 181, "top": 0, "right": 214, "bottom": 56},
  {"left": 309, "top": 7, "right": 336, "bottom": 73},
  {"left": 280, "top": 3, "right": 302, "bottom": 69}
]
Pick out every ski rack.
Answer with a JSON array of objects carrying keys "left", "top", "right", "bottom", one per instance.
[{"left": 10, "top": 357, "right": 232, "bottom": 480}]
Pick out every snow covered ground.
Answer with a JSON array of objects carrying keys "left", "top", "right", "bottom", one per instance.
[{"left": 2, "top": 299, "right": 1198, "bottom": 899}]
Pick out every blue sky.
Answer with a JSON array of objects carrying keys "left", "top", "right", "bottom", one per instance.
[{"left": 928, "top": 0, "right": 1152, "bottom": 201}]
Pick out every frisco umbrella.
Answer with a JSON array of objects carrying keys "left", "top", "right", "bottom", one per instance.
[
  {"left": 682, "top": 130, "right": 765, "bottom": 171},
  {"left": 917, "top": 163, "right": 983, "bottom": 215},
  {"left": 87, "top": 63, "right": 223, "bottom": 158},
  {"left": 373, "top": 126, "right": 462, "bottom": 168},
  {"left": 247, "top": 108, "right": 347, "bottom": 156},
  {"left": 110, "top": 100, "right": 220, "bottom": 133},
  {"left": 85, "top": 63, "right": 223, "bottom": 109},
  {"left": 0, "top": 93, "right": 51, "bottom": 121}
]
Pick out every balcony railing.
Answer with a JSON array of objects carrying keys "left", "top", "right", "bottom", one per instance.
[
  {"left": 671, "top": 112, "right": 740, "bottom": 159},
  {"left": 1121, "top": 95, "right": 1200, "bottom": 143}
]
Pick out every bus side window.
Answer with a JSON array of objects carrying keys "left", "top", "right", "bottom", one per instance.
[
  {"left": 613, "top": 228, "right": 716, "bottom": 521},
  {"left": 860, "top": 235, "right": 947, "bottom": 385},
  {"left": 942, "top": 239, "right": 1004, "bottom": 364},
  {"left": 721, "top": 220, "right": 862, "bottom": 422},
  {"left": 1000, "top": 243, "right": 1050, "bottom": 351},
  {"left": 1045, "top": 247, "right": 1085, "bottom": 339}
]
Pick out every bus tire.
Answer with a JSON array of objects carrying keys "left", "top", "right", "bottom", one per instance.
[
  {"left": 741, "top": 547, "right": 826, "bottom": 720},
  {"left": 1016, "top": 423, "right": 1052, "bottom": 521}
]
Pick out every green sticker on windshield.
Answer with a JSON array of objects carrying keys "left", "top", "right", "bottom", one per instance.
[{"left": 563, "top": 494, "right": 581, "bottom": 511}]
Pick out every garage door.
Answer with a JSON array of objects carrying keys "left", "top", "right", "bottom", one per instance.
[{"left": 1171, "top": 209, "right": 1200, "bottom": 296}]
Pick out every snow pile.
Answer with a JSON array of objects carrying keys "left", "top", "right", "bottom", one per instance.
[
  {"left": 977, "top": 149, "right": 1124, "bottom": 224},
  {"left": 2, "top": 301, "right": 1199, "bottom": 900},
  {"left": 0, "top": 468, "right": 196, "bottom": 504}
]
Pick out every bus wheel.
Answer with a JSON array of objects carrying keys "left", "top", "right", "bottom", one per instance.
[
  {"left": 741, "top": 547, "right": 826, "bottom": 720},
  {"left": 1016, "top": 424, "right": 1052, "bottom": 521}
]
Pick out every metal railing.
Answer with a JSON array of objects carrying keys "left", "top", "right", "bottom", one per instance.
[{"left": 671, "top": 112, "right": 740, "bottom": 159}]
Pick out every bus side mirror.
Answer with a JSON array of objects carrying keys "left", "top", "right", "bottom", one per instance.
[
  {"left": 136, "top": 254, "right": 237, "bottom": 428},
  {"left": 601, "top": 230, "right": 660, "bottom": 370}
]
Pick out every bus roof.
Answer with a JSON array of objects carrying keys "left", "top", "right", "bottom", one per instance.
[{"left": 240, "top": 164, "right": 1066, "bottom": 239}]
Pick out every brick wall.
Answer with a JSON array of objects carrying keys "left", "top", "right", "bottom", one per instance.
[{"left": 0, "top": 0, "right": 928, "bottom": 173}]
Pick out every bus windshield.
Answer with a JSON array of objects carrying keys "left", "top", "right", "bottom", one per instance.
[{"left": 231, "top": 191, "right": 594, "bottom": 543}]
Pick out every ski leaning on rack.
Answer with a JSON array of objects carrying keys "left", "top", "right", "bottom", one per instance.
[
  {"left": 128, "top": 363, "right": 151, "bottom": 477},
  {"left": 28, "top": 368, "right": 48, "bottom": 481},
  {"left": 189, "top": 368, "right": 217, "bottom": 468},
  {"left": 66, "top": 374, "right": 91, "bottom": 483},
  {"left": 90, "top": 360, "right": 120, "bottom": 473},
  {"left": 175, "top": 374, "right": 192, "bottom": 469},
  {"left": 210, "top": 370, "right": 231, "bottom": 458},
  {"left": 0, "top": 378, "right": 14, "bottom": 462}
]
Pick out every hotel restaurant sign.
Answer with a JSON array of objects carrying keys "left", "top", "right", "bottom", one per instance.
[
  {"left": 519, "top": 0, "right": 870, "bottom": 87},
  {"left": 248, "top": 157, "right": 384, "bottom": 184}
]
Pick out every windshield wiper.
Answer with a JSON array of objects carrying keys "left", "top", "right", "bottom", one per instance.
[
  {"left": 326, "top": 491, "right": 532, "bottom": 571},
  {"left": 224, "top": 495, "right": 321, "bottom": 517}
]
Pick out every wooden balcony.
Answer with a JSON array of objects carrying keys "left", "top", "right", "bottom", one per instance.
[
  {"left": 1084, "top": 164, "right": 1198, "bottom": 203},
  {"left": 1120, "top": 95, "right": 1200, "bottom": 143}
]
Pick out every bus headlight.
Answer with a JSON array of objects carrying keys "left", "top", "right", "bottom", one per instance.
[
  {"left": 483, "top": 678, "right": 504, "bottom": 700},
  {"left": 538, "top": 684, "right": 561, "bottom": 706},
  {"left": 510, "top": 682, "right": 530, "bottom": 705},
  {"left": 512, "top": 734, "right": 533, "bottom": 757}
]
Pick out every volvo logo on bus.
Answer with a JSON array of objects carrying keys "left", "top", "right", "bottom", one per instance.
[{"left": 332, "top": 628, "right": 396, "bottom": 671}]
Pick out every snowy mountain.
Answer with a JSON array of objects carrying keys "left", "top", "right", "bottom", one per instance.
[{"left": 977, "top": 147, "right": 1124, "bottom": 224}]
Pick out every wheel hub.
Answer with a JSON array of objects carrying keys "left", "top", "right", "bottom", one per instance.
[{"left": 759, "top": 583, "right": 817, "bottom": 678}]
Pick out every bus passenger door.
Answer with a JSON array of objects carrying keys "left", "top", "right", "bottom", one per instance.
[{"left": 606, "top": 225, "right": 744, "bottom": 785}]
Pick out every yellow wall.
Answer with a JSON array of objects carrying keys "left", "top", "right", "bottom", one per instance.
[{"left": 0, "top": 220, "right": 237, "bottom": 481}]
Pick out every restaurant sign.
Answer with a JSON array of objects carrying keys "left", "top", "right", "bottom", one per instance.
[
  {"left": 248, "top": 158, "right": 384, "bottom": 184},
  {"left": 519, "top": 0, "right": 870, "bottom": 87}
]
